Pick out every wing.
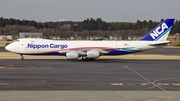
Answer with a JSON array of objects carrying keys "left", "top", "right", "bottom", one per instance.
[{"left": 59, "top": 46, "right": 135, "bottom": 55}]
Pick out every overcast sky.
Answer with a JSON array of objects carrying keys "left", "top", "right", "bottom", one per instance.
[{"left": 0, "top": 0, "right": 179, "bottom": 22}]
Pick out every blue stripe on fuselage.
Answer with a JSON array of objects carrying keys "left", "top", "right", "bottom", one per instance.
[{"left": 106, "top": 49, "right": 141, "bottom": 55}]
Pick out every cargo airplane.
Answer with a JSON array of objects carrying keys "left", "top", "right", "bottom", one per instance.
[{"left": 5, "top": 18, "right": 175, "bottom": 61}]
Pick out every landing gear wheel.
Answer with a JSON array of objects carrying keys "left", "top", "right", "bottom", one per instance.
[
  {"left": 81, "top": 57, "right": 96, "bottom": 61},
  {"left": 81, "top": 56, "right": 87, "bottom": 61},
  {"left": 21, "top": 57, "right": 24, "bottom": 61},
  {"left": 20, "top": 54, "right": 24, "bottom": 61}
]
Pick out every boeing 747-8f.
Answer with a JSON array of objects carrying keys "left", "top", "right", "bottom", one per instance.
[{"left": 5, "top": 18, "right": 175, "bottom": 60}]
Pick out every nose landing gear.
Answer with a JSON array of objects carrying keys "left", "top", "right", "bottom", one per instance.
[{"left": 20, "top": 54, "right": 24, "bottom": 61}]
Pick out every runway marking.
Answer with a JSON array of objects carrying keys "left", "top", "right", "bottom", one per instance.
[
  {"left": 111, "top": 83, "right": 180, "bottom": 86},
  {"left": 172, "top": 83, "right": 180, "bottom": 86},
  {"left": 157, "top": 83, "right": 169, "bottom": 86},
  {"left": 124, "top": 65, "right": 175, "bottom": 97},
  {"left": 111, "top": 83, "right": 123, "bottom": 86},
  {"left": 138, "top": 83, "right": 150, "bottom": 86}
]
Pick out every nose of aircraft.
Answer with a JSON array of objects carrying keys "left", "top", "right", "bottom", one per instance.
[
  {"left": 5, "top": 44, "right": 15, "bottom": 52},
  {"left": 5, "top": 44, "right": 11, "bottom": 51}
]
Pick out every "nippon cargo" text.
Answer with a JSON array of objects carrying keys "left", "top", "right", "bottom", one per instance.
[{"left": 27, "top": 43, "right": 68, "bottom": 49}]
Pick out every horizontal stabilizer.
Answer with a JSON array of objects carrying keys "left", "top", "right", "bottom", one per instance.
[{"left": 148, "top": 41, "right": 170, "bottom": 46}]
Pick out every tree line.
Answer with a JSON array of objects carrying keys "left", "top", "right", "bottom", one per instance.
[
  {"left": 0, "top": 17, "right": 52, "bottom": 29},
  {"left": 0, "top": 17, "right": 180, "bottom": 39},
  {"left": 71, "top": 18, "right": 180, "bottom": 34},
  {"left": 0, "top": 17, "right": 79, "bottom": 29}
]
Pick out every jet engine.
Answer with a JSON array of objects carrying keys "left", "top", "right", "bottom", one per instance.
[
  {"left": 66, "top": 51, "right": 79, "bottom": 59},
  {"left": 86, "top": 50, "right": 100, "bottom": 58}
]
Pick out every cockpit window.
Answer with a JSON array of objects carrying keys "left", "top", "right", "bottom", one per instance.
[{"left": 16, "top": 39, "right": 19, "bottom": 42}]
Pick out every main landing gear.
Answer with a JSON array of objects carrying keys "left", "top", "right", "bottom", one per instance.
[
  {"left": 81, "top": 56, "right": 95, "bottom": 61},
  {"left": 20, "top": 54, "right": 24, "bottom": 61},
  {"left": 81, "top": 56, "right": 87, "bottom": 61}
]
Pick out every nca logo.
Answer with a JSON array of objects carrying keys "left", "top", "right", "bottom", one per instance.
[{"left": 150, "top": 23, "right": 168, "bottom": 39}]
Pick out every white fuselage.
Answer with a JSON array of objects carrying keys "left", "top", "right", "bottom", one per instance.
[{"left": 5, "top": 38, "right": 169, "bottom": 55}]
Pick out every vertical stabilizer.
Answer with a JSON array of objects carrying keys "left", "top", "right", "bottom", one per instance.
[{"left": 141, "top": 19, "right": 175, "bottom": 41}]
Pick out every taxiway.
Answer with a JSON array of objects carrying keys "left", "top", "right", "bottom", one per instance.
[{"left": 0, "top": 59, "right": 180, "bottom": 91}]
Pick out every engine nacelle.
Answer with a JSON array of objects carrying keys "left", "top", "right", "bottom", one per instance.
[
  {"left": 87, "top": 50, "right": 100, "bottom": 58},
  {"left": 66, "top": 51, "right": 79, "bottom": 59}
]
